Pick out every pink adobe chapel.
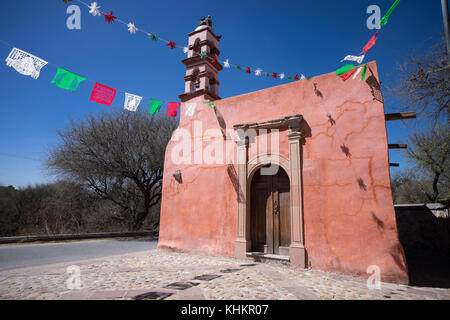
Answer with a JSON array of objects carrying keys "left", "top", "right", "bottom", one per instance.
[{"left": 158, "top": 16, "right": 409, "bottom": 284}]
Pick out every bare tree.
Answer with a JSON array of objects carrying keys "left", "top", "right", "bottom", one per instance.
[
  {"left": 14, "top": 184, "right": 53, "bottom": 233},
  {"left": 391, "top": 169, "right": 437, "bottom": 204},
  {"left": 15, "top": 182, "right": 92, "bottom": 235},
  {"left": 0, "top": 185, "right": 20, "bottom": 236},
  {"left": 389, "top": 36, "right": 449, "bottom": 121},
  {"left": 402, "top": 123, "right": 449, "bottom": 203},
  {"left": 46, "top": 110, "right": 177, "bottom": 230}
]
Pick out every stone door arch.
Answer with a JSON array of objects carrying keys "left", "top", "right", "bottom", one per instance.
[{"left": 233, "top": 115, "right": 307, "bottom": 267}]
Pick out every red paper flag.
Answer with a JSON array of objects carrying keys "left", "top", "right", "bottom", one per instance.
[
  {"left": 211, "top": 56, "right": 218, "bottom": 64},
  {"left": 167, "top": 102, "right": 181, "bottom": 117},
  {"left": 103, "top": 11, "right": 117, "bottom": 24},
  {"left": 360, "top": 32, "right": 378, "bottom": 54},
  {"left": 246, "top": 67, "right": 251, "bottom": 74},
  {"left": 90, "top": 82, "right": 117, "bottom": 106},
  {"left": 339, "top": 68, "right": 358, "bottom": 81},
  {"left": 272, "top": 72, "right": 277, "bottom": 79},
  {"left": 294, "top": 74, "right": 299, "bottom": 80},
  {"left": 166, "top": 41, "right": 176, "bottom": 49}
]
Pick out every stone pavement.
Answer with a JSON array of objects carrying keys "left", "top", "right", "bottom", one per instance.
[{"left": 0, "top": 250, "right": 449, "bottom": 300}]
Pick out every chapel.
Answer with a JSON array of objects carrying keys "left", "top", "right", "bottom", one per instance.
[{"left": 158, "top": 17, "right": 409, "bottom": 284}]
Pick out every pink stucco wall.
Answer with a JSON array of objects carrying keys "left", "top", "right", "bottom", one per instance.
[{"left": 158, "top": 61, "right": 409, "bottom": 284}]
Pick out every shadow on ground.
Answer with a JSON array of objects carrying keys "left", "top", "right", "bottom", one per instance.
[
  {"left": 403, "top": 247, "right": 450, "bottom": 288},
  {"left": 116, "top": 237, "right": 158, "bottom": 242}
]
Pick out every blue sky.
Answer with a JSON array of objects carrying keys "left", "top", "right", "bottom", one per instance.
[{"left": 0, "top": 0, "right": 445, "bottom": 187}]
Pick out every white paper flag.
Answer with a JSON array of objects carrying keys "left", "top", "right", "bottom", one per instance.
[
  {"left": 352, "top": 66, "right": 363, "bottom": 80},
  {"left": 5, "top": 48, "right": 48, "bottom": 80},
  {"left": 127, "top": 22, "right": 138, "bottom": 34},
  {"left": 300, "top": 74, "right": 307, "bottom": 80},
  {"left": 341, "top": 54, "right": 365, "bottom": 65},
  {"left": 185, "top": 103, "right": 197, "bottom": 117},
  {"left": 88, "top": 2, "right": 101, "bottom": 16},
  {"left": 124, "top": 93, "right": 143, "bottom": 111}
]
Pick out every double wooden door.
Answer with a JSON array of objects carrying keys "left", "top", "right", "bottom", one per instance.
[{"left": 250, "top": 166, "right": 291, "bottom": 255}]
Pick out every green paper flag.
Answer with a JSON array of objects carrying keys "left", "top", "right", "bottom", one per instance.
[
  {"left": 379, "top": 0, "right": 401, "bottom": 27},
  {"left": 50, "top": 68, "right": 86, "bottom": 92},
  {"left": 335, "top": 64, "right": 356, "bottom": 76},
  {"left": 199, "top": 51, "right": 207, "bottom": 60},
  {"left": 361, "top": 65, "right": 367, "bottom": 81},
  {"left": 236, "top": 65, "right": 242, "bottom": 71},
  {"left": 264, "top": 72, "right": 270, "bottom": 77},
  {"left": 149, "top": 99, "right": 163, "bottom": 114},
  {"left": 148, "top": 33, "right": 157, "bottom": 41},
  {"left": 203, "top": 101, "right": 215, "bottom": 109}
]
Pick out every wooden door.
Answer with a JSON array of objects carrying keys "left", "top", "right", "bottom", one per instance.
[
  {"left": 250, "top": 170, "right": 271, "bottom": 252},
  {"left": 250, "top": 166, "right": 291, "bottom": 255},
  {"left": 273, "top": 167, "right": 291, "bottom": 254}
]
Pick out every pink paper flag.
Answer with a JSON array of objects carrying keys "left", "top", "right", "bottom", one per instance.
[
  {"left": 339, "top": 68, "right": 358, "bottom": 81},
  {"left": 167, "top": 102, "right": 181, "bottom": 117},
  {"left": 90, "top": 82, "right": 117, "bottom": 107},
  {"left": 360, "top": 32, "right": 378, "bottom": 54}
]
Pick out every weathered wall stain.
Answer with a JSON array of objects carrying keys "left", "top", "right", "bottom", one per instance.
[
  {"left": 226, "top": 164, "right": 245, "bottom": 203},
  {"left": 371, "top": 211, "right": 386, "bottom": 230},
  {"left": 314, "top": 83, "right": 324, "bottom": 99},
  {"left": 357, "top": 177, "right": 368, "bottom": 191},
  {"left": 366, "top": 66, "right": 383, "bottom": 103},
  {"left": 340, "top": 144, "right": 352, "bottom": 158}
]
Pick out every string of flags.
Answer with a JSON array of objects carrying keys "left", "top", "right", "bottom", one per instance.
[
  {"left": 2, "top": 0, "right": 403, "bottom": 120},
  {"left": 3, "top": 44, "right": 183, "bottom": 117},
  {"left": 335, "top": 0, "right": 401, "bottom": 82},
  {"left": 70, "top": 0, "right": 401, "bottom": 84},
  {"left": 71, "top": 0, "right": 308, "bottom": 82}
]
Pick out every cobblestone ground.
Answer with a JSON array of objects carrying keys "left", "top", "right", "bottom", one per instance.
[{"left": 0, "top": 250, "right": 449, "bottom": 300}]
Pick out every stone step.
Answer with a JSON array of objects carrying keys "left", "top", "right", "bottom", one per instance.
[{"left": 246, "top": 252, "right": 290, "bottom": 266}]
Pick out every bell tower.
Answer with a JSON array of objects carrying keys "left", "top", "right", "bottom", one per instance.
[{"left": 179, "top": 15, "right": 223, "bottom": 102}]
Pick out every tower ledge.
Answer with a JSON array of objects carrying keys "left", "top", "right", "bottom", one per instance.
[
  {"left": 188, "top": 27, "right": 222, "bottom": 42},
  {"left": 181, "top": 56, "right": 223, "bottom": 71},
  {"left": 179, "top": 88, "right": 220, "bottom": 102}
]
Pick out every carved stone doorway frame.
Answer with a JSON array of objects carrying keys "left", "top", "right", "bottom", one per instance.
[{"left": 233, "top": 115, "right": 306, "bottom": 268}]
